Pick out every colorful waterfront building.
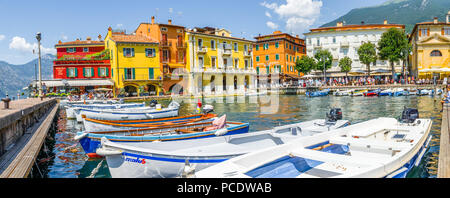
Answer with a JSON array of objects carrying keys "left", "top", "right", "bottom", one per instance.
[
  {"left": 134, "top": 16, "right": 187, "bottom": 95},
  {"left": 185, "top": 27, "right": 256, "bottom": 96},
  {"left": 48, "top": 36, "right": 113, "bottom": 93},
  {"left": 304, "top": 20, "right": 405, "bottom": 78},
  {"left": 253, "top": 31, "right": 306, "bottom": 87},
  {"left": 104, "top": 27, "right": 162, "bottom": 97},
  {"left": 410, "top": 12, "right": 450, "bottom": 80}
]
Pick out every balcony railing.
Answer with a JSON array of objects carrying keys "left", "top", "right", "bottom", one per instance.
[
  {"left": 176, "top": 42, "right": 186, "bottom": 48},
  {"left": 161, "top": 41, "right": 172, "bottom": 48},
  {"left": 123, "top": 74, "right": 161, "bottom": 81},
  {"left": 244, "top": 51, "right": 252, "bottom": 56},
  {"left": 197, "top": 46, "right": 207, "bottom": 53}
]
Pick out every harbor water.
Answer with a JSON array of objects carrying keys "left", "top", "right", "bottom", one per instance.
[{"left": 45, "top": 94, "right": 442, "bottom": 178}]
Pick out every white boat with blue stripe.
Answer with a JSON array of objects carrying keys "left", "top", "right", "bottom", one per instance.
[
  {"left": 66, "top": 102, "right": 146, "bottom": 120},
  {"left": 195, "top": 108, "right": 432, "bottom": 178},
  {"left": 95, "top": 109, "right": 351, "bottom": 178}
]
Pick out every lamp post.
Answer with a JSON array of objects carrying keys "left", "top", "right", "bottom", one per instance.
[{"left": 36, "top": 32, "right": 42, "bottom": 100}]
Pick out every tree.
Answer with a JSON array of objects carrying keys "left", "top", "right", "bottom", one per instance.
[
  {"left": 339, "top": 56, "right": 352, "bottom": 78},
  {"left": 378, "top": 28, "right": 409, "bottom": 80},
  {"left": 357, "top": 42, "right": 377, "bottom": 76},
  {"left": 314, "top": 49, "right": 333, "bottom": 80},
  {"left": 295, "top": 55, "right": 316, "bottom": 76}
]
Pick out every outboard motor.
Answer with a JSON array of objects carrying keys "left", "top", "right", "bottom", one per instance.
[
  {"left": 401, "top": 107, "right": 419, "bottom": 123},
  {"left": 326, "top": 108, "right": 343, "bottom": 122},
  {"left": 203, "top": 104, "right": 214, "bottom": 114},
  {"left": 149, "top": 100, "right": 158, "bottom": 108}
]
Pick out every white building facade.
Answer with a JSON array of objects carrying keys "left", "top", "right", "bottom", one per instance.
[{"left": 304, "top": 21, "right": 405, "bottom": 78}]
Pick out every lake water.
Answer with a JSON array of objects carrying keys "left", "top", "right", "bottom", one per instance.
[{"left": 44, "top": 94, "right": 443, "bottom": 178}]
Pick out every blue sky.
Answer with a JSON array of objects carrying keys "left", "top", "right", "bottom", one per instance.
[{"left": 0, "top": 0, "right": 388, "bottom": 65}]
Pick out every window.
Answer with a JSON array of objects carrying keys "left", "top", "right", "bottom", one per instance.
[
  {"left": 234, "top": 43, "right": 238, "bottom": 52},
  {"left": 211, "top": 40, "right": 216, "bottom": 50},
  {"left": 444, "top": 28, "right": 450, "bottom": 35},
  {"left": 145, "top": 48, "right": 156, "bottom": 57},
  {"left": 83, "top": 48, "right": 89, "bottom": 53},
  {"left": 211, "top": 57, "right": 216, "bottom": 68},
  {"left": 255, "top": 45, "right": 259, "bottom": 51},
  {"left": 123, "top": 48, "right": 135, "bottom": 57},
  {"left": 67, "top": 68, "right": 77, "bottom": 77},
  {"left": 244, "top": 45, "right": 248, "bottom": 53},
  {"left": 333, "top": 37, "right": 336, "bottom": 44},
  {"left": 67, "top": 48, "right": 76, "bottom": 53},
  {"left": 265, "top": 55, "right": 269, "bottom": 61},
  {"left": 420, "top": 28, "right": 429, "bottom": 37},
  {"left": 83, "top": 67, "right": 93, "bottom": 77},
  {"left": 223, "top": 58, "right": 228, "bottom": 67},
  {"left": 162, "top": 50, "right": 169, "bottom": 62},
  {"left": 161, "top": 27, "right": 168, "bottom": 32},
  {"left": 148, "top": 68, "right": 154, "bottom": 79},
  {"left": 275, "top": 54, "right": 279, "bottom": 60},
  {"left": 244, "top": 60, "right": 249, "bottom": 70},
  {"left": 124, "top": 68, "right": 134, "bottom": 80},
  {"left": 430, "top": 50, "right": 442, "bottom": 57},
  {"left": 198, "top": 57, "right": 204, "bottom": 68},
  {"left": 198, "top": 39, "right": 203, "bottom": 48},
  {"left": 234, "top": 58, "right": 239, "bottom": 68},
  {"left": 256, "top": 56, "right": 260, "bottom": 62},
  {"left": 98, "top": 67, "right": 108, "bottom": 77},
  {"left": 316, "top": 39, "right": 320, "bottom": 46},
  {"left": 275, "top": 42, "right": 279, "bottom": 48}
]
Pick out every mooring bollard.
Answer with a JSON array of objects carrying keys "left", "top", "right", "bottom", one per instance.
[{"left": 2, "top": 95, "right": 11, "bottom": 109}]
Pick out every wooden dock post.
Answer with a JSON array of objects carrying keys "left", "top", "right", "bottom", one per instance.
[{"left": 438, "top": 103, "right": 450, "bottom": 178}]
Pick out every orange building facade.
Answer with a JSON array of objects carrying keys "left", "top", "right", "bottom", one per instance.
[
  {"left": 135, "top": 17, "right": 187, "bottom": 94},
  {"left": 253, "top": 31, "right": 306, "bottom": 86}
]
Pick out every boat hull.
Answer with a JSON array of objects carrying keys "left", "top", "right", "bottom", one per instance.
[
  {"left": 77, "top": 108, "right": 179, "bottom": 122},
  {"left": 78, "top": 123, "right": 250, "bottom": 158}
]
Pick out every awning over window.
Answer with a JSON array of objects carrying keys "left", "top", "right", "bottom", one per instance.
[{"left": 32, "top": 79, "right": 114, "bottom": 87}]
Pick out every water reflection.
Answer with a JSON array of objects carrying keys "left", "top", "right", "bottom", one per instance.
[{"left": 47, "top": 95, "right": 442, "bottom": 178}]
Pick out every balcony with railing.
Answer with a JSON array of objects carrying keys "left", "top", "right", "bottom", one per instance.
[
  {"left": 161, "top": 40, "right": 172, "bottom": 48},
  {"left": 123, "top": 74, "right": 161, "bottom": 82},
  {"left": 176, "top": 42, "right": 186, "bottom": 48},
  {"left": 244, "top": 50, "right": 252, "bottom": 57},
  {"left": 197, "top": 46, "right": 207, "bottom": 53}
]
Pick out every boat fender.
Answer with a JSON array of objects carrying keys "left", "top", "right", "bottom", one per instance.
[
  {"left": 73, "top": 133, "right": 88, "bottom": 141},
  {"left": 215, "top": 128, "right": 228, "bottom": 136},
  {"left": 96, "top": 147, "right": 122, "bottom": 156},
  {"left": 145, "top": 114, "right": 154, "bottom": 118}
]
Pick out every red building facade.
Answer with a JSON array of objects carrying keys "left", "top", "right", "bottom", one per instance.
[{"left": 53, "top": 37, "right": 111, "bottom": 80}]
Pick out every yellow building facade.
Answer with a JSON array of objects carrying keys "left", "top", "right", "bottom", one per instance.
[
  {"left": 410, "top": 13, "right": 450, "bottom": 80},
  {"left": 105, "top": 27, "right": 163, "bottom": 97},
  {"left": 185, "top": 27, "right": 256, "bottom": 96}
]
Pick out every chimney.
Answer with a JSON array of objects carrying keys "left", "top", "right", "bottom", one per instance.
[
  {"left": 151, "top": 16, "right": 155, "bottom": 24},
  {"left": 384, "top": 19, "right": 388, "bottom": 25},
  {"left": 361, "top": 21, "right": 365, "bottom": 25},
  {"left": 58, "top": 40, "right": 62, "bottom": 44},
  {"left": 296, "top": 35, "right": 299, "bottom": 38},
  {"left": 337, "top": 22, "right": 343, "bottom": 27},
  {"left": 434, "top": 17, "right": 438, "bottom": 24},
  {"left": 86, "top": 36, "right": 91, "bottom": 41},
  {"left": 98, "top": 34, "right": 102, "bottom": 41},
  {"left": 168, "top": 19, "right": 172, "bottom": 25}
]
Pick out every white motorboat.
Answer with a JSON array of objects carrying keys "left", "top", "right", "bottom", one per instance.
[
  {"left": 334, "top": 89, "right": 354, "bottom": 96},
  {"left": 195, "top": 108, "right": 432, "bottom": 178},
  {"left": 96, "top": 109, "right": 351, "bottom": 178}
]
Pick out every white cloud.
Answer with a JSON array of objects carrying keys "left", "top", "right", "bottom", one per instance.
[
  {"left": 266, "top": 21, "right": 279, "bottom": 29},
  {"left": 0, "top": 34, "right": 5, "bottom": 41},
  {"left": 9, "top": 36, "right": 55, "bottom": 55},
  {"left": 265, "top": 11, "right": 272, "bottom": 18},
  {"left": 261, "top": 0, "right": 323, "bottom": 34}
]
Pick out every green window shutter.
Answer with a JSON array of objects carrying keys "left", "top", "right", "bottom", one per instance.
[
  {"left": 276, "top": 54, "right": 279, "bottom": 60},
  {"left": 275, "top": 42, "right": 278, "bottom": 48},
  {"left": 131, "top": 48, "right": 135, "bottom": 57},
  {"left": 266, "top": 66, "right": 269, "bottom": 74},
  {"left": 98, "top": 67, "right": 101, "bottom": 77},
  {"left": 132, "top": 68, "right": 135, "bottom": 79},
  {"left": 83, "top": 68, "right": 86, "bottom": 77},
  {"left": 256, "top": 56, "right": 259, "bottom": 62},
  {"left": 66, "top": 68, "right": 70, "bottom": 77},
  {"left": 123, "top": 48, "right": 127, "bottom": 57},
  {"left": 149, "top": 68, "right": 154, "bottom": 79},
  {"left": 91, "top": 68, "right": 94, "bottom": 77},
  {"left": 74, "top": 68, "right": 78, "bottom": 77},
  {"left": 106, "top": 68, "right": 109, "bottom": 77},
  {"left": 124, "top": 68, "right": 128, "bottom": 79},
  {"left": 279, "top": 65, "right": 282, "bottom": 73},
  {"left": 256, "top": 67, "right": 259, "bottom": 75}
]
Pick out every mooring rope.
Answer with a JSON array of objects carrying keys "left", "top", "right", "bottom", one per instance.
[{"left": 87, "top": 159, "right": 104, "bottom": 178}]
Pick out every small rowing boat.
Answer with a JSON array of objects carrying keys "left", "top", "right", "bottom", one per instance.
[
  {"left": 75, "top": 115, "right": 250, "bottom": 158},
  {"left": 77, "top": 101, "right": 180, "bottom": 122},
  {"left": 378, "top": 89, "right": 393, "bottom": 96},
  {"left": 82, "top": 113, "right": 217, "bottom": 132},
  {"left": 351, "top": 89, "right": 367, "bottom": 96},
  {"left": 195, "top": 108, "right": 432, "bottom": 178},
  {"left": 66, "top": 102, "right": 146, "bottom": 119},
  {"left": 306, "top": 89, "right": 330, "bottom": 97},
  {"left": 363, "top": 89, "right": 380, "bottom": 97},
  {"left": 96, "top": 109, "right": 351, "bottom": 178},
  {"left": 333, "top": 89, "right": 354, "bottom": 96}
]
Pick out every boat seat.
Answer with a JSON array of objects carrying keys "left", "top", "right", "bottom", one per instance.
[{"left": 329, "top": 136, "right": 411, "bottom": 151}]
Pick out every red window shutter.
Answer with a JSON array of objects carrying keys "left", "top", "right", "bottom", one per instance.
[
  {"left": 442, "top": 28, "right": 445, "bottom": 35},
  {"left": 419, "top": 29, "right": 422, "bottom": 37},
  {"left": 427, "top": 28, "right": 430, "bottom": 36}
]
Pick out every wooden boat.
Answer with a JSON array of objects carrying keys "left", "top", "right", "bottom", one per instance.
[
  {"left": 66, "top": 102, "right": 145, "bottom": 119},
  {"left": 74, "top": 115, "right": 250, "bottom": 158},
  {"left": 195, "top": 108, "right": 432, "bottom": 178},
  {"left": 96, "top": 118, "right": 351, "bottom": 178},
  {"left": 306, "top": 89, "right": 330, "bottom": 97},
  {"left": 394, "top": 88, "right": 409, "bottom": 96},
  {"left": 82, "top": 113, "right": 217, "bottom": 132},
  {"left": 77, "top": 101, "right": 180, "bottom": 122}
]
